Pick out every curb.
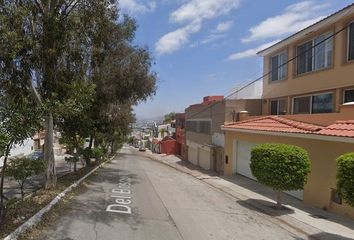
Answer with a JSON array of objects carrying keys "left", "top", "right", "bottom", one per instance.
[{"left": 4, "top": 154, "right": 117, "bottom": 240}]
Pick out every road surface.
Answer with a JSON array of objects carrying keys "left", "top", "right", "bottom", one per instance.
[{"left": 38, "top": 146, "right": 304, "bottom": 240}]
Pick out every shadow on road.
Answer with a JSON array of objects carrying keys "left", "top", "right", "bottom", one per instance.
[{"left": 236, "top": 198, "right": 295, "bottom": 216}]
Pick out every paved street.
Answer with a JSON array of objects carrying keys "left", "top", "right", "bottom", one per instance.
[{"left": 38, "top": 146, "right": 305, "bottom": 240}]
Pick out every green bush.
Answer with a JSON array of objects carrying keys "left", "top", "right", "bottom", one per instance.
[
  {"left": 92, "top": 147, "right": 104, "bottom": 160},
  {"left": 336, "top": 152, "right": 354, "bottom": 207},
  {"left": 6, "top": 157, "right": 45, "bottom": 199},
  {"left": 250, "top": 143, "right": 310, "bottom": 209}
]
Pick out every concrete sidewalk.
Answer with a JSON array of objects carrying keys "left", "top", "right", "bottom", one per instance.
[{"left": 136, "top": 148, "right": 354, "bottom": 240}]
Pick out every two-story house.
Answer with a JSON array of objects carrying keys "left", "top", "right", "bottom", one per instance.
[
  {"left": 222, "top": 3, "right": 354, "bottom": 219},
  {"left": 185, "top": 87, "right": 262, "bottom": 173}
]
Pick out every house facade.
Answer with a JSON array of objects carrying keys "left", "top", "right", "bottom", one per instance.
[
  {"left": 185, "top": 96, "right": 225, "bottom": 172},
  {"left": 222, "top": 4, "right": 354, "bottom": 219},
  {"left": 185, "top": 94, "right": 262, "bottom": 173},
  {"left": 175, "top": 113, "right": 186, "bottom": 160}
]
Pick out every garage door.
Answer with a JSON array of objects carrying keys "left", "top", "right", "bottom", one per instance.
[
  {"left": 235, "top": 140, "right": 303, "bottom": 200},
  {"left": 188, "top": 147, "right": 198, "bottom": 165},
  {"left": 235, "top": 140, "right": 257, "bottom": 180},
  {"left": 199, "top": 148, "right": 210, "bottom": 170}
]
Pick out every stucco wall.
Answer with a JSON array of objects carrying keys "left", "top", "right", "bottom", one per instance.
[
  {"left": 262, "top": 15, "right": 354, "bottom": 114},
  {"left": 225, "top": 99, "right": 262, "bottom": 122},
  {"left": 223, "top": 130, "right": 354, "bottom": 219},
  {"left": 185, "top": 100, "right": 225, "bottom": 145}
]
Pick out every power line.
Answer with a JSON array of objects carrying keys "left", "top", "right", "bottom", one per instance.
[{"left": 186, "top": 23, "right": 350, "bottom": 121}]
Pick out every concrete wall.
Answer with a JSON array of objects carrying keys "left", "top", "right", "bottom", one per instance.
[
  {"left": 185, "top": 100, "right": 225, "bottom": 145},
  {"left": 225, "top": 99, "right": 262, "bottom": 122},
  {"left": 262, "top": 14, "right": 354, "bottom": 115},
  {"left": 223, "top": 130, "right": 354, "bottom": 219}
]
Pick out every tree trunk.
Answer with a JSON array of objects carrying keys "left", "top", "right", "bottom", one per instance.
[
  {"left": 88, "top": 136, "right": 93, "bottom": 149},
  {"left": 276, "top": 190, "right": 282, "bottom": 210},
  {"left": 110, "top": 141, "right": 115, "bottom": 156},
  {"left": 20, "top": 182, "right": 25, "bottom": 200},
  {"left": 0, "top": 144, "right": 11, "bottom": 227},
  {"left": 44, "top": 112, "right": 56, "bottom": 189}
]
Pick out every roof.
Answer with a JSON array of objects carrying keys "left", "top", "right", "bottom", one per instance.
[
  {"left": 318, "top": 120, "right": 354, "bottom": 138},
  {"left": 257, "top": 3, "right": 354, "bottom": 56},
  {"left": 223, "top": 116, "right": 322, "bottom": 134}
]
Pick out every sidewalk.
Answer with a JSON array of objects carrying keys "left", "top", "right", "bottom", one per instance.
[{"left": 136, "top": 148, "right": 354, "bottom": 240}]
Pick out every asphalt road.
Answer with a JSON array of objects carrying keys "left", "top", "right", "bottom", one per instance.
[{"left": 38, "top": 146, "right": 304, "bottom": 240}]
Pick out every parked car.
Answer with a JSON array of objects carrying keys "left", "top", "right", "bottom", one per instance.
[{"left": 27, "top": 151, "right": 44, "bottom": 161}]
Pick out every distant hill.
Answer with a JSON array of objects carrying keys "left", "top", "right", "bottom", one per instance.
[{"left": 135, "top": 116, "right": 163, "bottom": 127}]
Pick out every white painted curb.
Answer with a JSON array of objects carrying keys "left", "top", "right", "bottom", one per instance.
[{"left": 4, "top": 155, "right": 116, "bottom": 240}]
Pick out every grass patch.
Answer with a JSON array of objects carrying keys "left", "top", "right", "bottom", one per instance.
[{"left": 0, "top": 158, "right": 107, "bottom": 238}]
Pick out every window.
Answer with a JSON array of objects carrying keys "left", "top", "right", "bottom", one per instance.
[
  {"left": 293, "top": 93, "right": 333, "bottom": 114},
  {"left": 186, "top": 120, "right": 211, "bottom": 134},
  {"left": 293, "top": 96, "right": 311, "bottom": 114},
  {"left": 198, "top": 121, "right": 211, "bottom": 134},
  {"left": 270, "top": 52, "right": 287, "bottom": 81},
  {"left": 297, "top": 33, "right": 333, "bottom": 74},
  {"left": 186, "top": 121, "right": 197, "bottom": 132},
  {"left": 312, "top": 93, "right": 333, "bottom": 113},
  {"left": 348, "top": 22, "right": 354, "bottom": 61},
  {"left": 270, "top": 99, "right": 287, "bottom": 115},
  {"left": 344, "top": 89, "right": 354, "bottom": 103}
]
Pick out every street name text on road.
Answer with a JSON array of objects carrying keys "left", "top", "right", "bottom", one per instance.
[{"left": 106, "top": 175, "right": 132, "bottom": 214}]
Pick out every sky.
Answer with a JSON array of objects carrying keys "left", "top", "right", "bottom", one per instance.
[{"left": 118, "top": 0, "right": 354, "bottom": 120}]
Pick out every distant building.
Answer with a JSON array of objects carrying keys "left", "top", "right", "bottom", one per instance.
[{"left": 185, "top": 95, "right": 262, "bottom": 174}]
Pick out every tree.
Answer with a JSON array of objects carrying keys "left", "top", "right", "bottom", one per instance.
[
  {"left": 85, "top": 11, "right": 156, "bottom": 152},
  {"left": 0, "top": 1, "right": 97, "bottom": 189},
  {"left": 0, "top": 94, "right": 41, "bottom": 225},
  {"left": 163, "top": 112, "right": 176, "bottom": 124},
  {"left": 0, "top": 1, "right": 156, "bottom": 189},
  {"left": 336, "top": 152, "right": 354, "bottom": 207},
  {"left": 250, "top": 143, "right": 310, "bottom": 209},
  {"left": 58, "top": 81, "right": 95, "bottom": 170}
]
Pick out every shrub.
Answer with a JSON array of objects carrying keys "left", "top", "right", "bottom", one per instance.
[
  {"left": 336, "top": 152, "right": 354, "bottom": 207},
  {"left": 92, "top": 147, "right": 104, "bottom": 160},
  {"left": 6, "top": 157, "right": 45, "bottom": 199},
  {"left": 250, "top": 143, "right": 310, "bottom": 209}
]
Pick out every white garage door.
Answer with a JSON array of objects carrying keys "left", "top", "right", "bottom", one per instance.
[
  {"left": 235, "top": 140, "right": 257, "bottom": 180},
  {"left": 188, "top": 147, "right": 198, "bottom": 165},
  {"left": 235, "top": 140, "right": 303, "bottom": 200},
  {"left": 199, "top": 148, "right": 210, "bottom": 170}
]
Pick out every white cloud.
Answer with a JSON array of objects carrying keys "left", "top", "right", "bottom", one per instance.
[
  {"left": 170, "top": 0, "right": 241, "bottom": 24},
  {"left": 228, "top": 40, "right": 281, "bottom": 61},
  {"left": 119, "top": 0, "right": 156, "bottom": 14},
  {"left": 214, "top": 21, "right": 233, "bottom": 33},
  {"left": 155, "top": 23, "right": 201, "bottom": 55},
  {"left": 200, "top": 34, "right": 227, "bottom": 44},
  {"left": 242, "top": 1, "right": 329, "bottom": 42},
  {"left": 156, "top": 0, "right": 241, "bottom": 55}
]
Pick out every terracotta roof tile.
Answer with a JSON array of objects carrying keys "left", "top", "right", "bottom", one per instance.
[
  {"left": 318, "top": 121, "right": 354, "bottom": 138},
  {"left": 222, "top": 116, "right": 322, "bottom": 134}
]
